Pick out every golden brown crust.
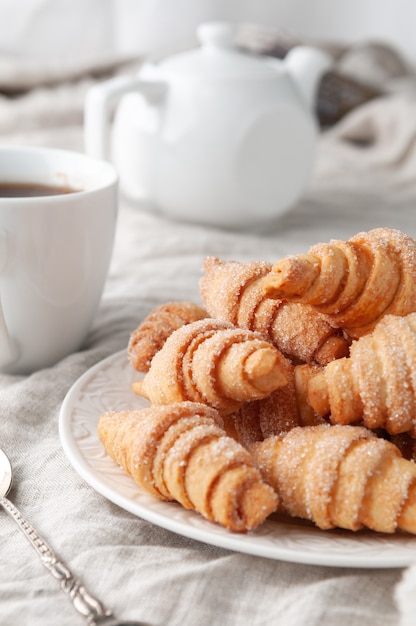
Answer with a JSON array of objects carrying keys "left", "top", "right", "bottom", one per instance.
[
  {"left": 224, "top": 357, "right": 301, "bottom": 446},
  {"left": 128, "top": 301, "right": 207, "bottom": 372},
  {"left": 221, "top": 403, "right": 264, "bottom": 447},
  {"left": 250, "top": 424, "right": 416, "bottom": 534},
  {"left": 294, "top": 363, "right": 327, "bottom": 427},
  {"left": 132, "top": 318, "right": 289, "bottom": 414},
  {"left": 98, "top": 402, "right": 278, "bottom": 532},
  {"left": 262, "top": 228, "right": 416, "bottom": 338},
  {"left": 307, "top": 313, "right": 416, "bottom": 437},
  {"left": 200, "top": 256, "right": 349, "bottom": 365}
]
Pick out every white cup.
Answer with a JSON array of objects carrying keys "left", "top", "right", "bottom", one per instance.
[{"left": 0, "top": 145, "right": 118, "bottom": 375}]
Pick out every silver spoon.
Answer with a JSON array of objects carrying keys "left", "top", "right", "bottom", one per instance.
[{"left": 0, "top": 448, "right": 148, "bottom": 626}]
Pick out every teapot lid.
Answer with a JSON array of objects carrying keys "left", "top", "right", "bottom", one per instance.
[{"left": 156, "top": 22, "right": 281, "bottom": 80}]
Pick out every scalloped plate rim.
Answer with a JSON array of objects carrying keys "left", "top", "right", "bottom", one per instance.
[{"left": 59, "top": 349, "right": 416, "bottom": 569}]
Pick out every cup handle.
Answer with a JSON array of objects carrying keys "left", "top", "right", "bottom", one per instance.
[
  {"left": 84, "top": 74, "right": 166, "bottom": 161},
  {"left": 0, "top": 230, "right": 19, "bottom": 368}
]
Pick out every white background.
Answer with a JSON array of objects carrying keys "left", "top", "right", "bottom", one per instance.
[{"left": 0, "top": 0, "right": 414, "bottom": 65}]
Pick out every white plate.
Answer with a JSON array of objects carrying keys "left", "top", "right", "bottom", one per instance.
[{"left": 59, "top": 350, "right": 416, "bottom": 569}]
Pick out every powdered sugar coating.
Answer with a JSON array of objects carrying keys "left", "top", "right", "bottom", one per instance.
[
  {"left": 200, "top": 256, "right": 349, "bottom": 364},
  {"left": 311, "top": 313, "right": 416, "bottom": 437},
  {"left": 263, "top": 228, "right": 416, "bottom": 338},
  {"left": 98, "top": 401, "right": 278, "bottom": 532},
  {"left": 133, "top": 318, "right": 289, "bottom": 414},
  {"left": 250, "top": 424, "right": 416, "bottom": 534},
  {"left": 128, "top": 301, "right": 207, "bottom": 372}
]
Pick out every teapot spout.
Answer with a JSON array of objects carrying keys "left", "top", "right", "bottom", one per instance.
[{"left": 284, "top": 46, "right": 332, "bottom": 109}]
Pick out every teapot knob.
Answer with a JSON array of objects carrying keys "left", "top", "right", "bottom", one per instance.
[{"left": 197, "top": 21, "right": 237, "bottom": 49}]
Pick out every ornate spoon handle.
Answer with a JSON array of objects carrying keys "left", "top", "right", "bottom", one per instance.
[{"left": 0, "top": 495, "right": 112, "bottom": 625}]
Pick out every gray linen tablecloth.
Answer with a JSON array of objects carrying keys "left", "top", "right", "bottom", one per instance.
[{"left": 1, "top": 32, "right": 416, "bottom": 626}]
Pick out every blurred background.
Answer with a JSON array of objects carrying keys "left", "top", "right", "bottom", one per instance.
[
  {"left": 0, "top": 0, "right": 415, "bottom": 222},
  {"left": 0, "top": 0, "right": 411, "bottom": 139},
  {"left": 0, "top": 0, "right": 413, "bottom": 65}
]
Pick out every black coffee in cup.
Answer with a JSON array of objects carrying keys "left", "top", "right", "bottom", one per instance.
[{"left": 0, "top": 182, "right": 79, "bottom": 197}]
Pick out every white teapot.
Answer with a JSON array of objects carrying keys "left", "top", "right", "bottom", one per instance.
[{"left": 84, "top": 22, "right": 331, "bottom": 228}]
